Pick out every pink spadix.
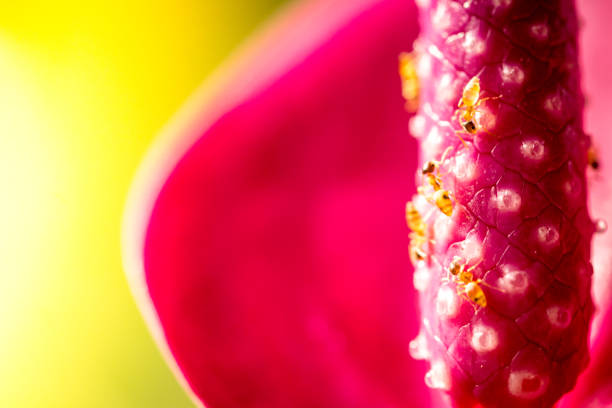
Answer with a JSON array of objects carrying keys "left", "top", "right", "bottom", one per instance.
[{"left": 406, "top": 0, "right": 594, "bottom": 406}]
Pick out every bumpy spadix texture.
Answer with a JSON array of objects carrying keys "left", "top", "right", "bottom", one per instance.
[{"left": 409, "top": 0, "right": 594, "bottom": 406}]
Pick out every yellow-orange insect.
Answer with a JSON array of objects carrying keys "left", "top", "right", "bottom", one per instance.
[
  {"left": 417, "top": 147, "right": 454, "bottom": 217},
  {"left": 406, "top": 201, "right": 427, "bottom": 235},
  {"left": 420, "top": 188, "right": 453, "bottom": 217},
  {"left": 399, "top": 52, "right": 420, "bottom": 112},
  {"left": 417, "top": 185, "right": 454, "bottom": 217},
  {"left": 454, "top": 77, "right": 498, "bottom": 139},
  {"left": 588, "top": 146, "right": 599, "bottom": 170},
  {"left": 421, "top": 146, "right": 453, "bottom": 192},
  {"left": 409, "top": 233, "right": 428, "bottom": 265},
  {"left": 447, "top": 256, "right": 487, "bottom": 308},
  {"left": 405, "top": 200, "right": 433, "bottom": 265}
]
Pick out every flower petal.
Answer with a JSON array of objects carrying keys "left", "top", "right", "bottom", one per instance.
[{"left": 123, "top": 0, "right": 437, "bottom": 407}]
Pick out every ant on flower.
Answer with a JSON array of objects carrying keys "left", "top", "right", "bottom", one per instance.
[
  {"left": 446, "top": 256, "right": 488, "bottom": 308},
  {"left": 405, "top": 201, "right": 431, "bottom": 265},
  {"left": 454, "top": 77, "right": 499, "bottom": 144},
  {"left": 588, "top": 146, "right": 599, "bottom": 170},
  {"left": 418, "top": 147, "right": 454, "bottom": 216},
  {"left": 399, "top": 52, "right": 420, "bottom": 112}
]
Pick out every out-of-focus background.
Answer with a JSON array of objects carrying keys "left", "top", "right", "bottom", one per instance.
[{"left": 0, "top": 1, "right": 289, "bottom": 407}]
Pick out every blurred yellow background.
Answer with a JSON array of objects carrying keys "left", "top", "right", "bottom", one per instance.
[{"left": 0, "top": 1, "right": 287, "bottom": 407}]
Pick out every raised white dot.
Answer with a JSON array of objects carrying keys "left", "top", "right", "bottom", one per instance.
[
  {"left": 425, "top": 361, "right": 451, "bottom": 390},
  {"left": 426, "top": 126, "right": 444, "bottom": 150},
  {"left": 500, "top": 63, "right": 525, "bottom": 85},
  {"left": 499, "top": 268, "right": 529, "bottom": 294},
  {"left": 563, "top": 175, "right": 581, "bottom": 197},
  {"left": 446, "top": 32, "right": 464, "bottom": 50},
  {"left": 546, "top": 305, "right": 572, "bottom": 329},
  {"left": 544, "top": 93, "right": 563, "bottom": 115},
  {"left": 595, "top": 219, "right": 608, "bottom": 233},
  {"left": 413, "top": 193, "right": 431, "bottom": 213},
  {"left": 423, "top": 317, "right": 432, "bottom": 332},
  {"left": 437, "top": 73, "right": 459, "bottom": 103},
  {"left": 428, "top": 44, "right": 444, "bottom": 61},
  {"left": 436, "top": 285, "right": 460, "bottom": 319},
  {"left": 433, "top": 212, "right": 454, "bottom": 243},
  {"left": 413, "top": 265, "right": 431, "bottom": 292},
  {"left": 471, "top": 324, "right": 499, "bottom": 353},
  {"left": 462, "top": 235, "right": 483, "bottom": 264},
  {"left": 520, "top": 138, "right": 546, "bottom": 161},
  {"left": 422, "top": 142, "right": 449, "bottom": 168},
  {"left": 508, "top": 370, "right": 549, "bottom": 400},
  {"left": 432, "top": 1, "right": 452, "bottom": 33},
  {"left": 530, "top": 23, "right": 549, "bottom": 41},
  {"left": 537, "top": 224, "right": 560, "bottom": 246},
  {"left": 492, "top": 0, "right": 512, "bottom": 8},
  {"left": 417, "top": 53, "right": 432, "bottom": 79},
  {"left": 409, "top": 332, "right": 431, "bottom": 360},
  {"left": 409, "top": 115, "right": 426, "bottom": 138},
  {"left": 496, "top": 188, "right": 521, "bottom": 212},
  {"left": 475, "top": 105, "right": 496, "bottom": 130},
  {"left": 463, "top": 30, "right": 486, "bottom": 55},
  {"left": 453, "top": 150, "right": 477, "bottom": 181}
]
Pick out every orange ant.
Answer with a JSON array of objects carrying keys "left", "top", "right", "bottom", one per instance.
[
  {"left": 446, "top": 256, "right": 488, "bottom": 308},
  {"left": 444, "top": 256, "right": 504, "bottom": 308},
  {"left": 409, "top": 233, "right": 429, "bottom": 265},
  {"left": 417, "top": 147, "right": 454, "bottom": 216},
  {"left": 421, "top": 146, "right": 453, "bottom": 191},
  {"left": 399, "top": 52, "right": 420, "bottom": 112},
  {"left": 406, "top": 201, "right": 427, "bottom": 235},
  {"left": 588, "top": 146, "right": 599, "bottom": 170},
  {"left": 416, "top": 188, "right": 453, "bottom": 217},
  {"left": 453, "top": 77, "right": 499, "bottom": 144},
  {"left": 406, "top": 201, "right": 433, "bottom": 265}
]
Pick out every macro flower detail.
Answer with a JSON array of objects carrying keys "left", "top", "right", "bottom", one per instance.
[
  {"left": 122, "top": 0, "right": 612, "bottom": 407},
  {"left": 406, "top": 0, "right": 594, "bottom": 406}
]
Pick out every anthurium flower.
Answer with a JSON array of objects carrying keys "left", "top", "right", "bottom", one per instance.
[{"left": 122, "top": 0, "right": 612, "bottom": 407}]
